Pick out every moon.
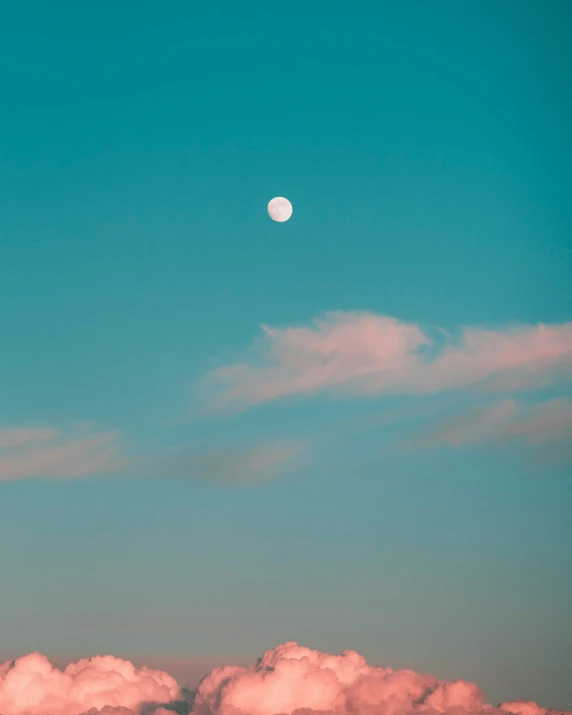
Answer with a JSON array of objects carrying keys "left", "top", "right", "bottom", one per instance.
[{"left": 268, "top": 196, "right": 293, "bottom": 222}]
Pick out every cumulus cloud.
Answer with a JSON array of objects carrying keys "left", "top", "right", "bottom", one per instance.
[
  {"left": 0, "top": 643, "right": 568, "bottom": 715},
  {"left": 198, "top": 312, "right": 572, "bottom": 412},
  {"left": 0, "top": 425, "right": 127, "bottom": 482},
  {"left": 192, "top": 642, "right": 567, "bottom": 715},
  {"left": 0, "top": 651, "right": 180, "bottom": 715}
]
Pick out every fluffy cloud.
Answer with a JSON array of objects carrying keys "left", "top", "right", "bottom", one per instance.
[
  {"left": 198, "top": 312, "right": 572, "bottom": 411},
  {"left": 0, "top": 643, "right": 568, "bottom": 715},
  {"left": 0, "top": 425, "right": 126, "bottom": 481},
  {"left": 193, "top": 643, "right": 567, "bottom": 715},
  {"left": 0, "top": 651, "right": 179, "bottom": 715}
]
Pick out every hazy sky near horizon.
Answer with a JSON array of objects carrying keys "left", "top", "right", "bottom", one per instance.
[{"left": 1, "top": 0, "right": 571, "bottom": 709}]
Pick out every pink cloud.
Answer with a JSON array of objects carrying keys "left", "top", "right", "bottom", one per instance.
[
  {"left": 1, "top": 643, "right": 567, "bottom": 715},
  {"left": 497, "top": 398, "right": 572, "bottom": 445},
  {"left": 413, "top": 400, "right": 520, "bottom": 448},
  {"left": 0, "top": 424, "right": 304, "bottom": 486},
  {"left": 0, "top": 428, "right": 59, "bottom": 450},
  {"left": 0, "top": 651, "right": 179, "bottom": 715},
  {"left": 138, "top": 438, "right": 307, "bottom": 486},
  {"left": 416, "top": 398, "right": 572, "bottom": 453},
  {"left": 0, "top": 425, "right": 127, "bottom": 481},
  {"left": 198, "top": 312, "right": 572, "bottom": 411},
  {"left": 194, "top": 642, "right": 530, "bottom": 715}
]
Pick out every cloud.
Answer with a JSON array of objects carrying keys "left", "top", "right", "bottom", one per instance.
[
  {"left": 0, "top": 651, "right": 180, "bottom": 715},
  {"left": 138, "top": 438, "right": 306, "bottom": 487},
  {"left": 0, "top": 425, "right": 127, "bottom": 482},
  {"left": 0, "top": 643, "right": 567, "bottom": 715},
  {"left": 192, "top": 642, "right": 567, "bottom": 715},
  {"left": 495, "top": 398, "right": 572, "bottom": 445},
  {"left": 0, "top": 423, "right": 304, "bottom": 486},
  {"left": 412, "top": 398, "right": 572, "bottom": 459},
  {"left": 198, "top": 312, "right": 572, "bottom": 411}
]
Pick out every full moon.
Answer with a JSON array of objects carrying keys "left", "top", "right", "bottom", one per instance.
[{"left": 268, "top": 196, "right": 293, "bottom": 222}]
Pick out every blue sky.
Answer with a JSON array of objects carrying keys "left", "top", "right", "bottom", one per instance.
[{"left": 0, "top": 0, "right": 571, "bottom": 708}]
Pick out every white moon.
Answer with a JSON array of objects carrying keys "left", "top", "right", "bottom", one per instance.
[{"left": 268, "top": 196, "right": 293, "bottom": 222}]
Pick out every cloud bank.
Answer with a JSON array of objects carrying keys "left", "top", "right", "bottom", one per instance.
[
  {"left": 199, "top": 312, "right": 572, "bottom": 411},
  {"left": 1, "top": 643, "right": 568, "bottom": 715}
]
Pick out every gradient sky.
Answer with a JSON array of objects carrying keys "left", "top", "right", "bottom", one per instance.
[{"left": 1, "top": 0, "right": 571, "bottom": 709}]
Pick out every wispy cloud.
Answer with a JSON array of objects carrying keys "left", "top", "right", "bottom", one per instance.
[
  {"left": 414, "top": 400, "right": 520, "bottom": 448},
  {"left": 0, "top": 424, "right": 126, "bottom": 482},
  {"left": 408, "top": 398, "right": 572, "bottom": 462},
  {"left": 198, "top": 312, "right": 572, "bottom": 412},
  {"left": 138, "top": 438, "right": 307, "bottom": 487},
  {"left": 0, "top": 423, "right": 305, "bottom": 487}
]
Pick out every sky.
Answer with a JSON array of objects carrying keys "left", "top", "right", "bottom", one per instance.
[{"left": 0, "top": 0, "right": 571, "bottom": 711}]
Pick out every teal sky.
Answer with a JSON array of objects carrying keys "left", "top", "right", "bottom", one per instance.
[{"left": 1, "top": 0, "right": 571, "bottom": 708}]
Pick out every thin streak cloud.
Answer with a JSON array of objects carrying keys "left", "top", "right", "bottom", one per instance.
[
  {"left": 410, "top": 398, "right": 572, "bottom": 461},
  {"left": 0, "top": 424, "right": 304, "bottom": 486},
  {"left": 138, "top": 438, "right": 307, "bottom": 487},
  {"left": 0, "top": 425, "right": 126, "bottom": 482}
]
